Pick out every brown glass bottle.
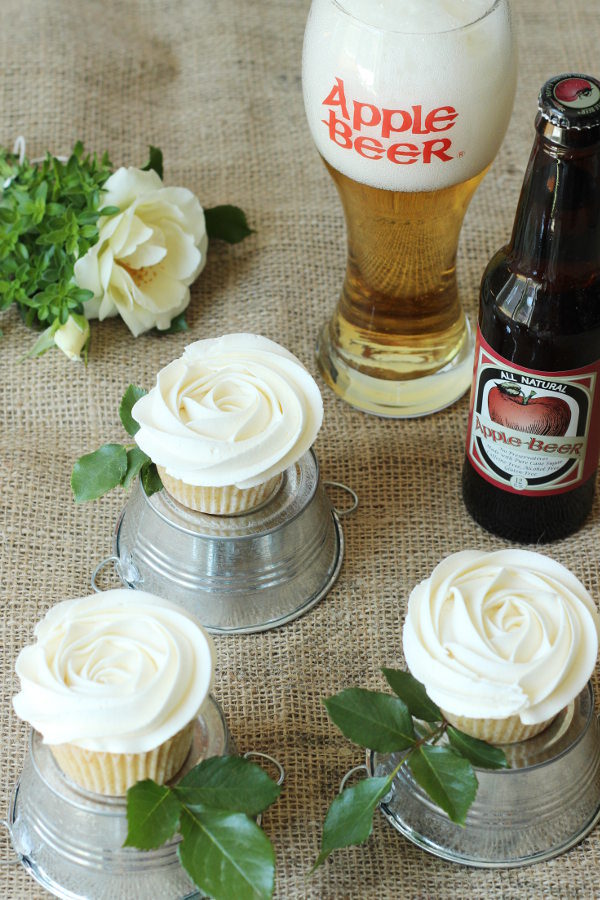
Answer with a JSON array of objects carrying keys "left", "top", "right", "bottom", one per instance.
[{"left": 462, "top": 74, "right": 600, "bottom": 543}]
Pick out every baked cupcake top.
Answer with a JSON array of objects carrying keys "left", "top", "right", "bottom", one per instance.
[
  {"left": 403, "top": 550, "right": 599, "bottom": 725},
  {"left": 13, "top": 589, "right": 214, "bottom": 753},
  {"left": 132, "top": 333, "right": 323, "bottom": 489}
]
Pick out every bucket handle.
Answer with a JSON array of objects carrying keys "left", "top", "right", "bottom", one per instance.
[
  {"left": 0, "top": 819, "right": 21, "bottom": 867},
  {"left": 323, "top": 481, "right": 359, "bottom": 517},
  {"left": 242, "top": 751, "right": 285, "bottom": 828},
  {"left": 91, "top": 554, "right": 141, "bottom": 593},
  {"left": 91, "top": 556, "right": 121, "bottom": 593},
  {"left": 339, "top": 763, "right": 369, "bottom": 793},
  {"left": 339, "top": 762, "right": 393, "bottom": 807}
]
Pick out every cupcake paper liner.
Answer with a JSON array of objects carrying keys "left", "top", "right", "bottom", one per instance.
[
  {"left": 49, "top": 721, "right": 195, "bottom": 796},
  {"left": 157, "top": 467, "right": 281, "bottom": 515},
  {"left": 442, "top": 710, "right": 555, "bottom": 744}
]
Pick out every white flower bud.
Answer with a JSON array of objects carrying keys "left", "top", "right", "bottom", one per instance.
[{"left": 54, "top": 314, "right": 90, "bottom": 361}]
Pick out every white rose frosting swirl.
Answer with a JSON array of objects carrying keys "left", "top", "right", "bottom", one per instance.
[
  {"left": 403, "top": 550, "right": 599, "bottom": 724},
  {"left": 132, "top": 333, "right": 324, "bottom": 488},
  {"left": 13, "top": 590, "right": 214, "bottom": 753}
]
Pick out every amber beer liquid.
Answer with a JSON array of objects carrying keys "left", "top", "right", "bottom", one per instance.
[
  {"left": 326, "top": 162, "right": 488, "bottom": 380},
  {"left": 302, "top": 0, "right": 516, "bottom": 416},
  {"left": 463, "top": 74, "right": 600, "bottom": 542}
]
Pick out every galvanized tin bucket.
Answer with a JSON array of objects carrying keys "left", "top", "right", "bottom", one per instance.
[
  {"left": 92, "top": 450, "right": 357, "bottom": 634},
  {"left": 6, "top": 697, "right": 229, "bottom": 899},
  {"left": 361, "top": 683, "right": 600, "bottom": 867},
  {"left": 5, "top": 697, "right": 285, "bottom": 899}
]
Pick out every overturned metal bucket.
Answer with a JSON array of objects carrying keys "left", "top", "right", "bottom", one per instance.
[
  {"left": 6, "top": 699, "right": 285, "bottom": 899},
  {"left": 367, "top": 683, "right": 600, "bottom": 867},
  {"left": 7, "top": 697, "right": 230, "bottom": 900},
  {"left": 93, "top": 450, "right": 356, "bottom": 634}
]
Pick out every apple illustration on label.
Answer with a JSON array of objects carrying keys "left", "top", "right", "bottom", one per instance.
[{"left": 488, "top": 382, "right": 571, "bottom": 436}]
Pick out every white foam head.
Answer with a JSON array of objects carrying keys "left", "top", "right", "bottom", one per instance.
[
  {"left": 334, "top": 0, "right": 495, "bottom": 32},
  {"left": 303, "top": 0, "right": 517, "bottom": 191}
]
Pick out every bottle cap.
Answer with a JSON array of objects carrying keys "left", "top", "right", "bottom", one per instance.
[{"left": 538, "top": 74, "right": 600, "bottom": 130}]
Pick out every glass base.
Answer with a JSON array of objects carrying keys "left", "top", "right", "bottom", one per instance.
[{"left": 316, "top": 317, "right": 475, "bottom": 418}]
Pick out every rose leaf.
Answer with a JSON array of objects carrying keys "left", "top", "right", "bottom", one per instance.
[
  {"left": 71, "top": 443, "right": 128, "bottom": 502},
  {"left": 408, "top": 745, "right": 477, "bottom": 825},
  {"left": 174, "top": 756, "right": 281, "bottom": 817},
  {"left": 141, "top": 460, "right": 163, "bottom": 497},
  {"left": 381, "top": 669, "right": 441, "bottom": 722},
  {"left": 447, "top": 727, "right": 509, "bottom": 770},
  {"left": 142, "top": 145, "right": 163, "bottom": 180},
  {"left": 123, "top": 779, "right": 180, "bottom": 850},
  {"left": 204, "top": 205, "right": 253, "bottom": 244},
  {"left": 122, "top": 447, "right": 150, "bottom": 490},
  {"left": 314, "top": 775, "right": 392, "bottom": 869},
  {"left": 119, "top": 384, "right": 147, "bottom": 436},
  {"left": 178, "top": 805, "right": 275, "bottom": 900},
  {"left": 324, "top": 689, "right": 415, "bottom": 753}
]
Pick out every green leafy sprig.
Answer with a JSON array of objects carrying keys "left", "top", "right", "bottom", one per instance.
[
  {"left": 0, "top": 141, "right": 112, "bottom": 352},
  {"left": 125, "top": 755, "right": 281, "bottom": 900},
  {"left": 315, "top": 670, "right": 508, "bottom": 868},
  {"left": 71, "top": 385, "right": 161, "bottom": 502}
]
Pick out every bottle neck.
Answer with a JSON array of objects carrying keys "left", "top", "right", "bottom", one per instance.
[{"left": 508, "top": 129, "right": 600, "bottom": 283}]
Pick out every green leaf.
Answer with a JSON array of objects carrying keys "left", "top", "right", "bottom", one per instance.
[
  {"left": 20, "top": 322, "right": 59, "bottom": 360},
  {"left": 179, "top": 805, "right": 275, "bottom": 900},
  {"left": 71, "top": 443, "right": 128, "bottom": 502},
  {"left": 142, "top": 146, "right": 163, "bottom": 180},
  {"left": 119, "top": 384, "right": 147, "bottom": 436},
  {"left": 70, "top": 287, "right": 94, "bottom": 305},
  {"left": 175, "top": 756, "right": 281, "bottom": 817},
  {"left": 98, "top": 205, "right": 120, "bottom": 217},
  {"left": 141, "top": 460, "right": 163, "bottom": 497},
  {"left": 408, "top": 745, "right": 477, "bottom": 825},
  {"left": 324, "top": 689, "right": 415, "bottom": 753},
  {"left": 381, "top": 669, "right": 441, "bottom": 722},
  {"left": 122, "top": 446, "right": 149, "bottom": 490},
  {"left": 160, "top": 312, "right": 189, "bottom": 334},
  {"left": 447, "top": 727, "right": 509, "bottom": 770},
  {"left": 204, "top": 205, "right": 253, "bottom": 244},
  {"left": 315, "top": 776, "right": 391, "bottom": 868},
  {"left": 124, "top": 780, "right": 180, "bottom": 850}
]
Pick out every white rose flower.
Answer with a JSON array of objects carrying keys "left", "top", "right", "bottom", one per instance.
[
  {"left": 53, "top": 314, "right": 90, "bottom": 361},
  {"left": 73, "top": 167, "right": 207, "bottom": 337}
]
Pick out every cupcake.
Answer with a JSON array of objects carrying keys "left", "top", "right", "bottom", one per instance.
[
  {"left": 13, "top": 589, "right": 214, "bottom": 795},
  {"left": 403, "top": 550, "right": 600, "bottom": 744},
  {"left": 131, "top": 333, "right": 324, "bottom": 515}
]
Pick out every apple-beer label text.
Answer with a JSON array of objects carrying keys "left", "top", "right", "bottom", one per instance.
[
  {"left": 474, "top": 416, "right": 583, "bottom": 457},
  {"left": 321, "top": 77, "right": 458, "bottom": 165}
]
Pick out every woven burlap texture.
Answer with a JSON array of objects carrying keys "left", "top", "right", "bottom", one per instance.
[{"left": 1, "top": 1, "right": 599, "bottom": 897}]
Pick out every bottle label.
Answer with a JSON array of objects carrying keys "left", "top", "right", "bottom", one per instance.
[{"left": 465, "top": 330, "right": 600, "bottom": 496}]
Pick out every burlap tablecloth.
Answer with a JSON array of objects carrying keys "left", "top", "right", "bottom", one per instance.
[{"left": 1, "top": 1, "right": 599, "bottom": 897}]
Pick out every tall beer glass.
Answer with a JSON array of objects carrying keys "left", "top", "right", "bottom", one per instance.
[{"left": 302, "top": 0, "right": 517, "bottom": 416}]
